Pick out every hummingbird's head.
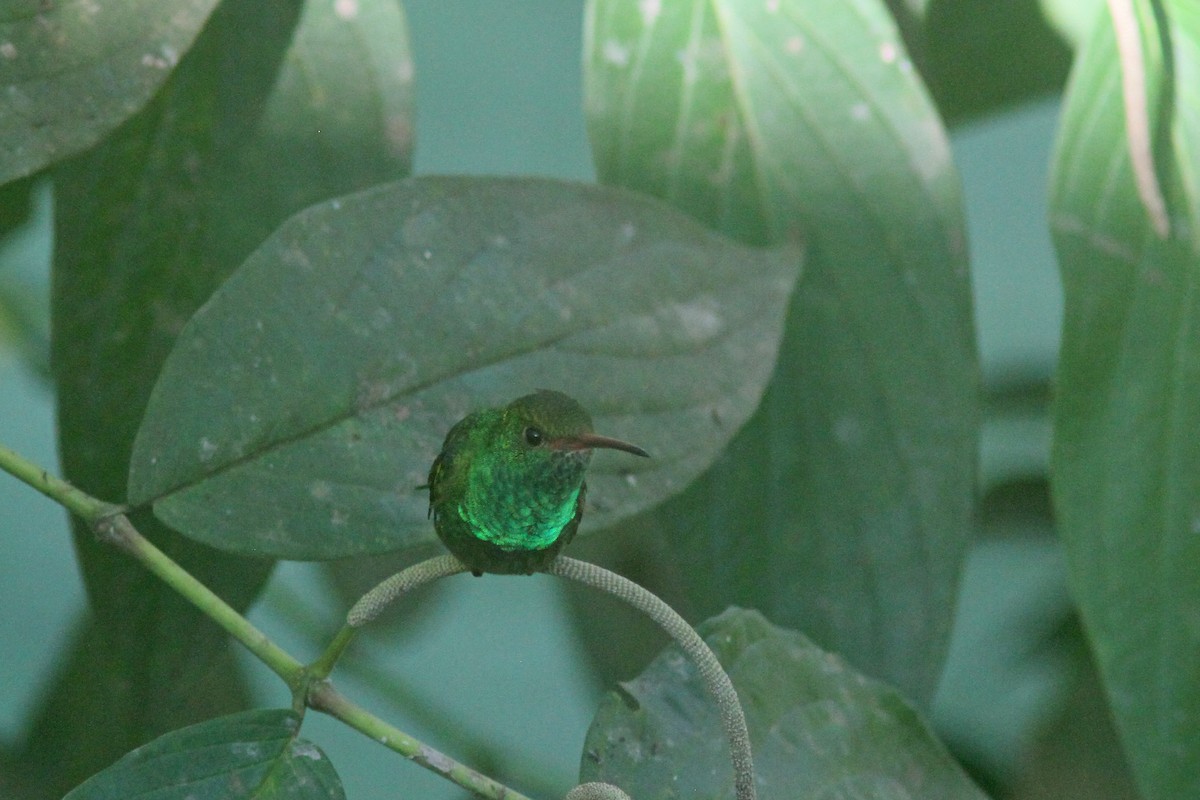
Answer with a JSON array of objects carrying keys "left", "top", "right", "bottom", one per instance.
[{"left": 497, "top": 390, "right": 649, "bottom": 484}]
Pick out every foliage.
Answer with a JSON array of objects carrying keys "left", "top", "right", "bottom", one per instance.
[{"left": 0, "top": 1, "right": 1195, "bottom": 799}]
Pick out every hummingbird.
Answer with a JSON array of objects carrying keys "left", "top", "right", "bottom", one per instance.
[{"left": 427, "top": 390, "right": 649, "bottom": 575}]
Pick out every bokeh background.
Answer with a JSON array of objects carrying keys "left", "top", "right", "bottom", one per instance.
[{"left": 0, "top": 2, "right": 1133, "bottom": 798}]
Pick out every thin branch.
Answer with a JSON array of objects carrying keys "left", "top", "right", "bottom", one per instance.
[
  {"left": 2, "top": 445, "right": 529, "bottom": 800},
  {"left": 0, "top": 442, "right": 121, "bottom": 522},
  {"left": 309, "top": 682, "right": 534, "bottom": 800}
]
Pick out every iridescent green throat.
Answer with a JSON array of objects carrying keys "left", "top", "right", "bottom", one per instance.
[{"left": 458, "top": 451, "right": 588, "bottom": 551}]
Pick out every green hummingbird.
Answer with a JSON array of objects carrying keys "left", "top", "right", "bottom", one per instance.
[{"left": 427, "top": 390, "right": 649, "bottom": 575}]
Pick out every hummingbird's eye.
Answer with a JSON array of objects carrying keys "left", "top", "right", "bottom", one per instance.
[{"left": 523, "top": 426, "right": 545, "bottom": 446}]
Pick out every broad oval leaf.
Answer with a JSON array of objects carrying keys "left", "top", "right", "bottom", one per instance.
[
  {"left": 0, "top": 0, "right": 218, "bottom": 184},
  {"left": 128, "top": 176, "right": 800, "bottom": 559},
  {"left": 65, "top": 709, "right": 343, "bottom": 800},
  {"left": 584, "top": 0, "right": 975, "bottom": 704},
  {"left": 1049, "top": 2, "right": 1200, "bottom": 798},
  {"left": 581, "top": 608, "right": 987, "bottom": 800}
]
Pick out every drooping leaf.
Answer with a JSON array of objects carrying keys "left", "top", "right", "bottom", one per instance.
[
  {"left": 64, "top": 709, "right": 343, "bottom": 800},
  {"left": 0, "top": 0, "right": 218, "bottom": 184},
  {"left": 1049, "top": 3, "right": 1200, "bottom": 799},
  {"left": 580, "top": 608, "right": 987, "bottom": 800},
  {"left": 128, "top": 176, "right": 801, "bottom": 559},
  {"left": 48, "top": 0, "right": 413, "bottom": 781},
  {"left": 584, "top": 0, "right": 975, "bottom": 704}
]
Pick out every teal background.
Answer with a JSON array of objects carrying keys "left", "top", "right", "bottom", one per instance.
[{"left": 0, "top": 2, "right": 1072, "bottom": 797}]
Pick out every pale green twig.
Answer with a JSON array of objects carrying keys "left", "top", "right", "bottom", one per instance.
[
  {"left": 309, "top": 681, "right": 534, "bottom": 800},
  {"left": 0, "top": 443, "right": 120, "bottom": 521},
  {"left": 1, "top": 444, "right": 530, "bottom": 800}
]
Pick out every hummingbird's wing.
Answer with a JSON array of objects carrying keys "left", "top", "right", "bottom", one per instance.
[
  {"left": 426, "top": 450, "right": 448, "bottom": 519},
  {"left": 425, "top": 411, "right": 479, "bottom": 519}
]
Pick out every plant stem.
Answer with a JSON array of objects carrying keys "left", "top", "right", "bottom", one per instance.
[
  {"left": 96, "top": 513, "right": 307, "bottom": 689},
  {"left": 0, "top": 443, "right": 121, "bottom": 521},
  {"left": 1, "top": 444, "right": 534, "bottom": 800},
  {"left": 309, "top": 682, "right": 533, "bottom": 800},
  {"left": 308, "top": 623, "right": 357, "bottom": 681},
  {"left": 546, "top": 556, "right": 757, "bottom": 800}
]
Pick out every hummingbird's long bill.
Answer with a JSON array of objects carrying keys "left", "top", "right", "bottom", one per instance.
[{"left": 559, "top": 432, "right": 650, "bottom": 458}]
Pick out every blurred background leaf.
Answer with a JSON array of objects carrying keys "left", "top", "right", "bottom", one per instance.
[
  {"left": 25, "top": 0, "right": 413, "bottom": 794},
  {"left": 0, "top": 0, "right": 219, "bottom": 184},
  {"left": 581, "top": 608, "right": 987, "bottom": 799},
  {"left": 1049, "top": 1, "right": 1200, "bottom": 798},
  {"left": 580, "top": 0, "right": 976, "bottom": 707},
  {"left": 916, "top": 0, "right": 1074, "bottom": 124},
  {"left": 0, "top": 176, "right": 47, "bottom": 377}
]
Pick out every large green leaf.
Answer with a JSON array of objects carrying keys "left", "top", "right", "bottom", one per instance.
[
  {"left": 47, "top": 0, "right": 412, "bottom": 784},
  {"left": 65, "top": 709, "right": 343, "bottom": 800},
  {"left": 0, "top": 0, "right": 218, "bottom": 184},
  {"left": 1049, "top": 2, "right": 1200, "bottom": 799},
  {"left": 584, "top": 0, "right": 975, "bottom": 703},
  {"left": 128, "top": 176, "right": 800, "bottom": 559},
  {"left": 581, "top": 608, "right": 987, "bottom": 799}
]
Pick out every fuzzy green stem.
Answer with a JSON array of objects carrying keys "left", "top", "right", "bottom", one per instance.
[
  {"left": 348, "top": 554, "right": 469, "bottom": 627},
  {"left": 0, "top": 443, "right": 121, "bottom": 521},
  {"left": 564, "top": 783, "right": 632, "bottom": 800},
  {"left": 96, "top": 514, "right": 307, "bottom": 688},
  {"left": 546, "top": 556, "right": 757, "bottom": 800},
  {"left": 309, "top": 682, "right": 533, "bottom": 800}
]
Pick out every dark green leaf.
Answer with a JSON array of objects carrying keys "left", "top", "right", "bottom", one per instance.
[
  {"left": 581, "top": 608, "right": 987, "bottom": 800},
  {"left": 0, "top": 0, "right": 218, "bottom": 184},
  {"left": 128, "top": 176, "right": 801, "bottom": 559},
  {"left": 11, "top": 615, "right": 253, "bottom": 799},
  {"left": 584, "top": 0, "right": 976, "bottom": 703},
  {"left": 0, "top": 175, "right": 48, "bottom": 375},
  {"left": 65, "top": 709, "right": 343, "bottom": 800},
  {"left": 48, "top": 0, "right": 412, "bottom": 776},
  {"left": 1049, "top": 2, "right": 1200, "bottom": 799},
  {"left": 919, "top": 0, "right": 1073, "bottom": 123}
]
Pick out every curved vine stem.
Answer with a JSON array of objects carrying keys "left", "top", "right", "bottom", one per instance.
[
  {"left": 546, "top": 557, "right": 756, "bottom": 800},
  {"left": 351, "top": 554, "right": 758, "bottom": 800}
]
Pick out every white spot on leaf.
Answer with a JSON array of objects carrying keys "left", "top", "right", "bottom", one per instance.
[
  {"left": 334, "top": 0, "right": 359, "bottom": 20},
  {"left": 198, "top": 438, "right": 218, "bottom": 462},
  {"left": 291, "top": 741, "right": 323, "bottom": 761},
  {"left": 639, "top": 0, "right": 661, "bottom": 26},
  {"left": 603, "top": 39, "right": 630, "bottom": 66}
]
